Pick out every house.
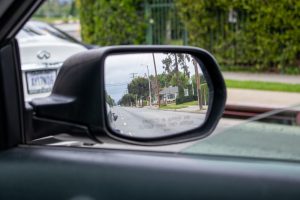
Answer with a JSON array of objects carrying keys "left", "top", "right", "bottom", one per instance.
[{"left": 159, "top": 86, "right": 178, "bottom": 103}]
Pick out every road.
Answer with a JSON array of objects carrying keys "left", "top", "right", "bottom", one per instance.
[{"left": 110, "top": 106, "right": 206, "bottom": 138}]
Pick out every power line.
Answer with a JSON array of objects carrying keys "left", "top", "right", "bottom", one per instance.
[{"left": 129, "top": 73, "right": 138, "bottom": 79}]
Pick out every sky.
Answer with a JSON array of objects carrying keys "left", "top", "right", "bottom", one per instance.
[{"left": 105, "top": 52, "right": 204, "bottom": 102}]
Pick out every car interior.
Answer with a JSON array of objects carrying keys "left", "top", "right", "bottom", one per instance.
[{"left": 0, "top": 1, "right": 300, "bottom": 199}]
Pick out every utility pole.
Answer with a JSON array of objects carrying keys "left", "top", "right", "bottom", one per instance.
[
  {"left": 146, "top": 65, "right": 152, "bottom": 107},
  {"left": 152, "top": 53, "right": 160, "bottom": 107},
  {"left": 174, "top": 54, "right": 180, "bottom": 86},
  {"left": 192, "top": 58, "right": 202, "bottom": 110},
  {"left": 129, "top": 73, "right": 138, "bottom": 79}
]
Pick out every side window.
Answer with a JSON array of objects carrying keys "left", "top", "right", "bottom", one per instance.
[
  {"left": 17, "top": 0, "right": 87, "bottom": 102},
  {"left": 19, "top": 0, "right": 300, "bottom": 164}
]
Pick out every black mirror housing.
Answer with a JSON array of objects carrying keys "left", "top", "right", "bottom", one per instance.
[{"left": 30, "top": 46, "right": 226, "bottom": 145}]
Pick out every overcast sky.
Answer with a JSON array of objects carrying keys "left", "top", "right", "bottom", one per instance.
[{"left": 105, "top": 53, "right": 203, "bottom": 102}]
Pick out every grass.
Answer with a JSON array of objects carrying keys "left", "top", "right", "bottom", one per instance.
[
  {"left": 220, "top": 65, "right": 300, "bottom": 75},
  {"left": 160, "top": 101, "right": 198, "bottom": 110},
  {"left": 226, "top": 79, "right": 300, "bottom": 93}
]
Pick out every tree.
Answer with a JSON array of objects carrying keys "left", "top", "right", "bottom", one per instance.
[
  {"left": 127, "top": 77, "right": 149, "bottom": 99},
  {"left": 161, "top": 53, "right": 191, "bottom": 97},
  {"left": 156, "top": 73, "right": 170, "bottom": 88},
  {"left": 34, "top": 0, "right": 74, "bottom": 18},
  {"left": 106, "top": 94, "right": 115, "bottom": 106},
  {"left": 118, "top": 94, "right": 135, "bottom": 106},
  {"left": 169, "top": 72, "right": 189, "bottom": 89},
  {"left": 77, "top": 0, "right": 146, "bottom": 45},
  {"left": 162, "top": 53, "right": 191, "bottom": 79}
]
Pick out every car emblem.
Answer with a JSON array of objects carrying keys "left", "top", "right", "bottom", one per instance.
[{"left": 37, "top": 50, "right": 51, "bottom": 60}]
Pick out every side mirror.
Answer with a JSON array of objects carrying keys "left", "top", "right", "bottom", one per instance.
[{"left": 29, "top": 46, "right": 226, "bottom": 145}]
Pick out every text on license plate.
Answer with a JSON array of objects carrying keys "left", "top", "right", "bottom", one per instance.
[{"left": 26, "top": 70, "right": 57, "bottom": 94}]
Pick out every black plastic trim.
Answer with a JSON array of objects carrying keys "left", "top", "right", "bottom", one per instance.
[
  {"left": 1, "top": 146, "right": 300, "bottom": 199},
  {"left": 30, "top": 46, "right": 226, "bottom": 146}
]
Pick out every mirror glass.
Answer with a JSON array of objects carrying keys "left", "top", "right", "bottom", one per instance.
[{"left": 105, "top": 52, "right": 210, "bottom": 138}]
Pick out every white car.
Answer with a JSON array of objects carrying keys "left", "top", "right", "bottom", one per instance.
[{"left": 17, "top": 21, "right": 88, "bottom": 101}]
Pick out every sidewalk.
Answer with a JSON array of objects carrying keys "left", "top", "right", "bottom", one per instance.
[
  {"left": 227, "top": 88, "right": 300, "bottom": 109},
  {"left": 223, "top": 72, "right": 300, "bottom": 84}
]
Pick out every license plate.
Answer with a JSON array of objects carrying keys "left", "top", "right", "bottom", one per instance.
[{"left": 26, "top": 70, "right": 57, "bottom": 94}]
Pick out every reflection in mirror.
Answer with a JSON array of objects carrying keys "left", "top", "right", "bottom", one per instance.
[{"left": 105, "top": 53, "right": 210, "bottom": 138}]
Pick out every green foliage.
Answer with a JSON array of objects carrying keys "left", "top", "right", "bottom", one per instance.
[
  {"left": 106, "top": 94, "right": 115, "bottom": 106},
  {"left": 226, "top": 79, "right": 300, "bottom": 93},
  {"left": 34, "top": 0, "right": 76, "bottom": 18},
  {"left": 162, "top": 53, "right": 191, "bottom": 77},
  {"left": 118, "top": 93, "right": 136, "bottom": 106},
  {"left": 161, "top": 53, "right": 192, "bottom": 97},
  {"left": 170, "top": 72, "right": 189, "bottom": 88},
  {"left": 76, "top": 0, "right": 95, "bottom": 44},
  {"left": 176, "top": 95, "right": 197, "bottom": 105},
  {"left": 177, "top": 0, "right": 300, "bottom": 71},
  {"left": 157, "top": 73, "right": 170, "bottom": 88},
  {"left": 127, "top": 77, "right": 149, "bottom": 99},
  {"left": 77, "top": 0, "right": 146, "bottom": 45}
]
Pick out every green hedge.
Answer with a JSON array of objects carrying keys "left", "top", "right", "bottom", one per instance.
[
  {"left": 77, "top": 0, "right": 145, "bottom": 45},
  {"left": 176, "top": 0, "right": 300, "bottom": 72},
  {"left": 176, "top": 95, "right": 197, "bottom": 105}
]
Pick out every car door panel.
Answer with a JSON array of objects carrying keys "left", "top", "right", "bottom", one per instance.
[{"left": 0, "top": 146, "right": 300, "bottom": 200}]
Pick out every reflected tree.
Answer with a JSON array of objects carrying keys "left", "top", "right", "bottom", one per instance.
[
  {"left": 161, "top": 53, "right": 191, "bottom": 98},
  {"left": 127, "top": 77, "right": 149, "bottom": 106},
  {"left": 118, "top": 94, "right": 135, "bottom": 107}
]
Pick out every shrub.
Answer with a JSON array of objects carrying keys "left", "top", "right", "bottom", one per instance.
[
  {"left": 176, "top": 95, "right": 197, "bottom": 105},
  {"left": 176, "top": 0, "right": 300, "bottom": 71},
  {"left": 77, "top": 0, "right": 146, "bottom": 45}
]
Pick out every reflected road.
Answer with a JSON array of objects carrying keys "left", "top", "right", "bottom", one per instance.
[{"left": 110, "top": 106, "right": 206, "bottom": 138}]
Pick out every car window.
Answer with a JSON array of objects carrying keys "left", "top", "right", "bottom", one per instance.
[
  {"left": 17, "top": 1, "right": 88, "bottom": 102},
  {"left": 20, "top": 0, "right": 300, "bottom": 162}
]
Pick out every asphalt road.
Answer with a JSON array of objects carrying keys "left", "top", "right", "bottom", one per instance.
[{"left": 110, "top": 106, "right": 206, "bottom": 138}]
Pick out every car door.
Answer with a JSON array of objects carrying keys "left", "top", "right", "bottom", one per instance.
[{"left": 1, "top": 1, "right": 300, "bottom": 200}]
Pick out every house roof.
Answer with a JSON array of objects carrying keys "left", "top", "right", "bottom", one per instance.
[{"left": 159, "top": 86, "right": 178, "bottom": 95}]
